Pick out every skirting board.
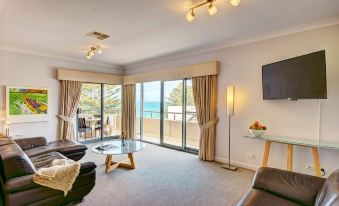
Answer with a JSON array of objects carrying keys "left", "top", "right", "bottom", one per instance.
[{"left": 214, "top": 156, "right": 259, "bottom": 171}]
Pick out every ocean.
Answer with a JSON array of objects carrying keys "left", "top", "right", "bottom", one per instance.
[{"left": 137, "top": 101, "right": 161, "bottom": 119}]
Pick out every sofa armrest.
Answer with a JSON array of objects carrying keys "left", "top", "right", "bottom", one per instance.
[
  {"left": 253, "top": 167, "right": 325, "bottom": 205},
  {"left": 14, "top": 137, "right": 48, "bottom": 150},
  {"left": 4, "top": 161, "right": 96, "bottom": 193},
  {"left": 4, "top": 175, "right": 38, "bottom": 193}
]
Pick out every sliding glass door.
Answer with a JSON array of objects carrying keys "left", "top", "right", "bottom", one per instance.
[
  {"left": 137, "top": 79, "right": 199, "bottom": 152},
  {"left": 77, "top": 83, "right": 121, "bottom": 143},
  {"left": 163, "top": 80, "right": 183, "bottom": 147}
]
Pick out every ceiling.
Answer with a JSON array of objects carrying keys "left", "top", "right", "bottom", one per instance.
[{"left": 1, "top": 0, "right": 339, "bottom": 68}]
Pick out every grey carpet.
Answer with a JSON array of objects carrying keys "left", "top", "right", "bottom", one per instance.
[{"left": 78, "top": 143, "right": 254, "bottom": 206}]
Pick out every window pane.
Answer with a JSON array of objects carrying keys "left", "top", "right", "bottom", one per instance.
[
  {"left": 143, "top": 81, "right": 161, "bottom": 144},
  {"left": 163, "top": 80, "right": 183, "bottom": 147},
  {"left": 77, "top": 83, "right": 101, "bottom": 141},
  {"left": 103, "top": 84, "right": 121, "bottom": 137},
  {"left": 186, "top": 79, "right": 200, "bottom": 149}
]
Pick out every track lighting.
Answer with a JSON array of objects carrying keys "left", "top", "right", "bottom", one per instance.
[
  {"left": 185, "top": 0, "right": 217, "bottom": 22},
  {"left": 208, "top": 2, "right": 218, "bottom": 16},
  {"left": 186, "top": 10, "right": 195, "bottom": 23},
  {"left": 230, "top": 0, "right": 240, "bottom": 7},
  {"left": 186, "top": 0, "right": 240, "bottom": 22},
  {"left": 86, "top": 45, "right": 103, "bottom": 60}
]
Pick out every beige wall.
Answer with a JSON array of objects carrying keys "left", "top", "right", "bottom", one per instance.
[
  {"left": 126, "top": 25, "right": 339, "bottom": 175},
  {"left": 0, "top": 50, "right": 122, "bottom": 142}
]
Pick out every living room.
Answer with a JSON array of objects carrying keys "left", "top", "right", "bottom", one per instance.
[{"left": 1, "top": 0, "right": 339, "bottom": 206}]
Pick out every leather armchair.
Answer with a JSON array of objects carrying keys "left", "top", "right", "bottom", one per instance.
[{"left": 238, "top": 167, "right": 339, "bottom": 206}]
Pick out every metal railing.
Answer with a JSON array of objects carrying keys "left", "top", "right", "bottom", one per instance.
[{"left": 142, "top": 110, "right": 197, "bottom": 122}]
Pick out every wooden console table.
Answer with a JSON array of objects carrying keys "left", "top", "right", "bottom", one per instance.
[{"left": 244, "top": 135, "right": 339, "bottom": 176}]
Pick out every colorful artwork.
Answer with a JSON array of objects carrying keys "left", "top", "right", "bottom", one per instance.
[{"left": 6, "top": 86, "right": 49, "bottom": 123}]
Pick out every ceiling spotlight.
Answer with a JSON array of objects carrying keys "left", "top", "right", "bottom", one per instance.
[
  {"left": 208, "top": 3, "right": 218, "bottom": 16},
  {"left": 86, "top": 45, "right": 103, "bottom": 59},
  {"left": 230, "top": 0, "right": 240, "bottom": 6},
  {"left": 186, "top": 10, "right": 195, "bottom": 23}
]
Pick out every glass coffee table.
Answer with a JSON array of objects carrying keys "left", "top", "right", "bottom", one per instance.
[{"left": 92, "top": 139, "right": 145, "bottom": 173}]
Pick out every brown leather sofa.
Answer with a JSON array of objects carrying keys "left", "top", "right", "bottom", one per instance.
[
  {"left": 238, "top": 167, "right": 339, "bottom": 206},
  {"left": 0, "top": 137, "right": 96, "bottom": 206}
]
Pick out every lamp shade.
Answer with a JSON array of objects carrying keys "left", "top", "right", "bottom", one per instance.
[{"left": 226, "top": 86, "right": 235, "bottom": 116}]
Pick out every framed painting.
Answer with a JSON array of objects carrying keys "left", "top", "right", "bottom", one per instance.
[{"left": 6, "top": 86, "right": 50, "bottom": 124}]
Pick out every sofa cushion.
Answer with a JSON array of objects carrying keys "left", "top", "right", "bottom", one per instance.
[
  {"left": 238, "top": 189, "right": 301, "bottom": 206},
  {"left": 316, "top": 169, "right": 339, "bottom": 206},
  {"left": 14, "top": 137, "right": 47, "bottom": 150},
  {"left": 48, "top": 140, "right": 87, "bottom": 155},
  {"left": 30, "top": 152, "right": 67, "bottom": 169},
  {"left": 24, "top": 140, "right": 87, "bottom": 158},
  {"left": 0, "top": 143, "right": 36, "bottom": 181}
]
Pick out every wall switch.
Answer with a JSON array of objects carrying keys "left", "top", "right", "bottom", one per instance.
[{"left": 246, "top": 153, "right": 255, "bottom": 158}]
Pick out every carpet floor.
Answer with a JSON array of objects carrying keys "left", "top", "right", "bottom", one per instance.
[{"left": 78, "top": 143, "right": 255, "bottom": 206}]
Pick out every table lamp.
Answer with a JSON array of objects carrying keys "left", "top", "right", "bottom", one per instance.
[{"left": 222, "top": 86, "right": 238, "bottom": 171}]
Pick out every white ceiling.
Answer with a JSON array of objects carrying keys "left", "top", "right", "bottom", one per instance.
[{"left": 1, "top": 0, "right": 339, "bottom": 68}]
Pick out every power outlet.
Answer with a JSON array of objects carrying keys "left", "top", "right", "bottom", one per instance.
[
  {"left": 246, "top": 153, "right": 255, "bottom": 158},
  {"left": 305, "top": 164, "right": 326, "bottom": 176}
]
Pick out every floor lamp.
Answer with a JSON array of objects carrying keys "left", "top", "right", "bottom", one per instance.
[{"left": 222, "top": 86, "right": 238, "bottom": 171}]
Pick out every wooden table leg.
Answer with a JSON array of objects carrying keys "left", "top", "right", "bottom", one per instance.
[
  {"left": 104, "top": 153, "right": 136, "bottom": 173},
  {"left": 312, "top": 147, "right": 321, "bottom": 176},
  {"left": 287, "top": 144, "right": 293, "bottom": 171},
  {"left": 262, "top": 141, "right": 271, "bottom": 167},
  {"left": 105, "top": 155, "right": 113, "bottom": 173}
]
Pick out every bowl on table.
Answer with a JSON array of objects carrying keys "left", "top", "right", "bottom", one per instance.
[{"left": 249, "top": 129, "right": 266, "bottom": 137}]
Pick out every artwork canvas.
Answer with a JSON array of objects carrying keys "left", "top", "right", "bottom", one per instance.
[{"left": 6, "top": 86, "right": 49, "bottom": 124}]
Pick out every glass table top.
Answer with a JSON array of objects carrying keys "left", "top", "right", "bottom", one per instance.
[
  {"left": 92, "top": 139, "right": 145, "bottom": 155},
  {"left": 244, "top": 134, "right": 339, "bottom": 150}
]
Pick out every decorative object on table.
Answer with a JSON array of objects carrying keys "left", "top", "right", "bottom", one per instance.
[
  {"left": 222, "top": 86, "right": 238, "bottom": 171},
  {"left": 249, "top": 121, "right": 267, "bottom": 137},
  {"left": 6, "top": 86, "right": 49, "bottom": 123}
]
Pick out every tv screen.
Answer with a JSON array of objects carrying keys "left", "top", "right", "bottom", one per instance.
[{"left": 262, "top": 50, "right": 327, "bottom": 100}]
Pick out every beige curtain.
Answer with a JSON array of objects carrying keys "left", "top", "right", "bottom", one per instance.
[
  {"left": 192, "top": 75, "right": 218, "bottom": 161},
  {"left": 121, "top": 84, "right": 136, "bottom": 139},
  {"left": 58, "top": 80, "right": 82, "bottom": 140}
]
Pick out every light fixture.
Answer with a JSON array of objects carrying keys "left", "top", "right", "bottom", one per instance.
[
  {"left": 208, "top": 2, "right": 218, "bottom": 16},
  {"left": 230, "top": 0, "right": 240, "bottom": 7},
  {"left": 86, "top": 45, "right": 103, "bottom": 59},
  {"left": 186, "top": 0, "right": 218, "bottom": 22},
  {"left": 186, "top": 9, "right": 195, "bottom": 23},
  {"left": 222, "top": 86, "right": 238, "bottom": 171}
]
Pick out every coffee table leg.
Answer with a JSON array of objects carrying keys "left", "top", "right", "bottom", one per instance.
[{"left": 104, "top": 153, "right": 136, "bottom": 173}]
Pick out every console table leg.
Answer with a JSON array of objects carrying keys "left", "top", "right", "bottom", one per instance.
[
  {"left": 262, "top": 141, "right": 271, "bottom": 167},
  {"left": 312, "top": 147, "right": 321, "bottom": 176},
  {"left": 287, "top": 144, "right": 293, "bottom": 171}
]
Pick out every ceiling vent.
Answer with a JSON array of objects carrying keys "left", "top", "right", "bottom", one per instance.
[{"left": 86, "top": 31, "right": 110, "bottom": 40}]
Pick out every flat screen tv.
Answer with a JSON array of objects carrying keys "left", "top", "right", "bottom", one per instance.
[{"left": 262, "top": 50, "right": 327, "bottom": 100}]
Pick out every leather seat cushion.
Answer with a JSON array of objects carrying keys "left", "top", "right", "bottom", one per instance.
[
  {"left": 24, "top": 140, "right": 87, "bottom": 158},
  {"left": 30, "top": 152, "right": 67, "bottom": 169},
  {"left": 48, "top": 140, "right": 87, "bottom": 155},
  {"left": 238, "top": 189, "right": 301, "bottom": 206}
]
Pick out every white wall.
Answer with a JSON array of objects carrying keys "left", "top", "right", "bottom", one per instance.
[
  {"left": 126, "top": 25, "right": 339, "bottom": 175},
  {"left": 0, "top": 50, "right": 122, "bottom": 142}
]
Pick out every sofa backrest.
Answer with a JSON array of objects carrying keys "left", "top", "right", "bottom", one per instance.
[
  {"left": 0, "top": 138, "right": 36, "bottom": 182},
  {"left": 316, "top": 169, "right": 339, "bottom": 206}
]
